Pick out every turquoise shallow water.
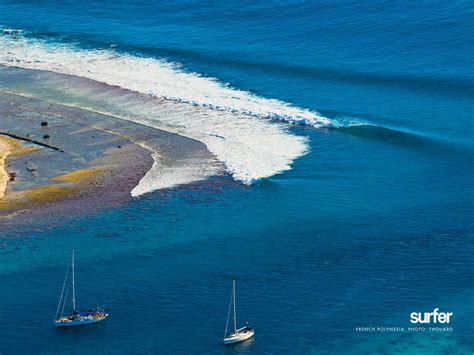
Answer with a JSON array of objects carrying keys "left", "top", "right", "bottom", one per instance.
[{"left": 0, "top": 1, "right": 473, "bottom": 353}]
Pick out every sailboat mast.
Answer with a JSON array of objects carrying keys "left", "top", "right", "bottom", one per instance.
[
  {"left": 72, "top": 250, "right": 76, "bottom": 312},
  {"left": 233, "top": 280, "right": 237, "bottom": 333}
]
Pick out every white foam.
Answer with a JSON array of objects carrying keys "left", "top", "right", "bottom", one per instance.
[
  {"left": 130, "top": 140, "right": 220, "bottom": 197},
  {"left": 0, "top": 33, "right": 331, "bottom": 194},
  {"left": 2, "top": 28, "right": 22, "bottom": 34}
]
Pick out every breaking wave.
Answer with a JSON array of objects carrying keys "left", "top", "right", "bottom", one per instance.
[
  {"left": 0, "top": 30, "right": 332, "bottom": 127},
  {"left": 0, "top": 30, "right": 338, "bottom": 192}
]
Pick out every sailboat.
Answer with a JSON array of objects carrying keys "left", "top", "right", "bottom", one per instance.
[
  {"left": 223, "top": 280, "right": 254, "bottom": 345},
  {"left": 54, "top": 250, "right": 108, "bottom": 327}
]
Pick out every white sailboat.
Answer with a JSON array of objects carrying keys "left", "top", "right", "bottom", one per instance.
[
  {"left": 223, "top": 280, "right": 254, "bottom": 345},
  {"left": 54, "top": 250, "right": 108, "bottom": 327}
]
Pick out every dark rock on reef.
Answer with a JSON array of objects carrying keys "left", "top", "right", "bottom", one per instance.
[{"left": 40, "top": 121, "right": 48, "bottom": 127}]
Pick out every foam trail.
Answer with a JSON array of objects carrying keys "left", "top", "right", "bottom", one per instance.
[
  {"left": 130, "top": 139, "right": 219, "bottom": 197},
  {"left": 0, "top": 32, "right": 331, "bottom": 192}
]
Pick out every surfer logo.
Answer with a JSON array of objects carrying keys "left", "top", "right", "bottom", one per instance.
[{"left": 410, "top": 308, "right": 453, "bottom": 324}]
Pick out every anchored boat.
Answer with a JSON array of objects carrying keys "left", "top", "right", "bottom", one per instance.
[
  {"left": 223, "top": 280, "right": 254, "bottom": 345},
  {"left": 54, "top": 250, "right": 108, "bottom": 327}
]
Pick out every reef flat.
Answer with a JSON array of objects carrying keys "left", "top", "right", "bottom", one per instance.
[
  {"left": 0, "top": 89, "right": 221, "bottom": 227},
  {"left": 0, "top": 91, "right": 156, "bottom": 224}
]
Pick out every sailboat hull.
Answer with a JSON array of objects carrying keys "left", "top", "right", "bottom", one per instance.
[
  {"left": 55, "top": 315, "right": 108, "bottom": 327},
  {"left": 224, "top": 329, "right": 254, "bottom": 344}
]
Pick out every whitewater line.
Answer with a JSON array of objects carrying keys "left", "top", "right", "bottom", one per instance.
[{"left": 0, "top": 32, "right": 332, "bottom": 127}]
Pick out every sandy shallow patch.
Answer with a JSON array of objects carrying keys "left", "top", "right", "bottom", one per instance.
[{"left": 0, "top": 136, "right": 38, "bottom": 199}]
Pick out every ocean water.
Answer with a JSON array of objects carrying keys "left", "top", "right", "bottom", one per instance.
[{"left": 0, "top": 1, "right": 473, "bottom": 353}]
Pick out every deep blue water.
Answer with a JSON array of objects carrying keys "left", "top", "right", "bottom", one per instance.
[{"left": 1, "top": 1, "right": 473, "bottom": 353}]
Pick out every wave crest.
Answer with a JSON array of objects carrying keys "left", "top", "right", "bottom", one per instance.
[{"left": 0, "top": 30, "right": 332, "bottom": 127}]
